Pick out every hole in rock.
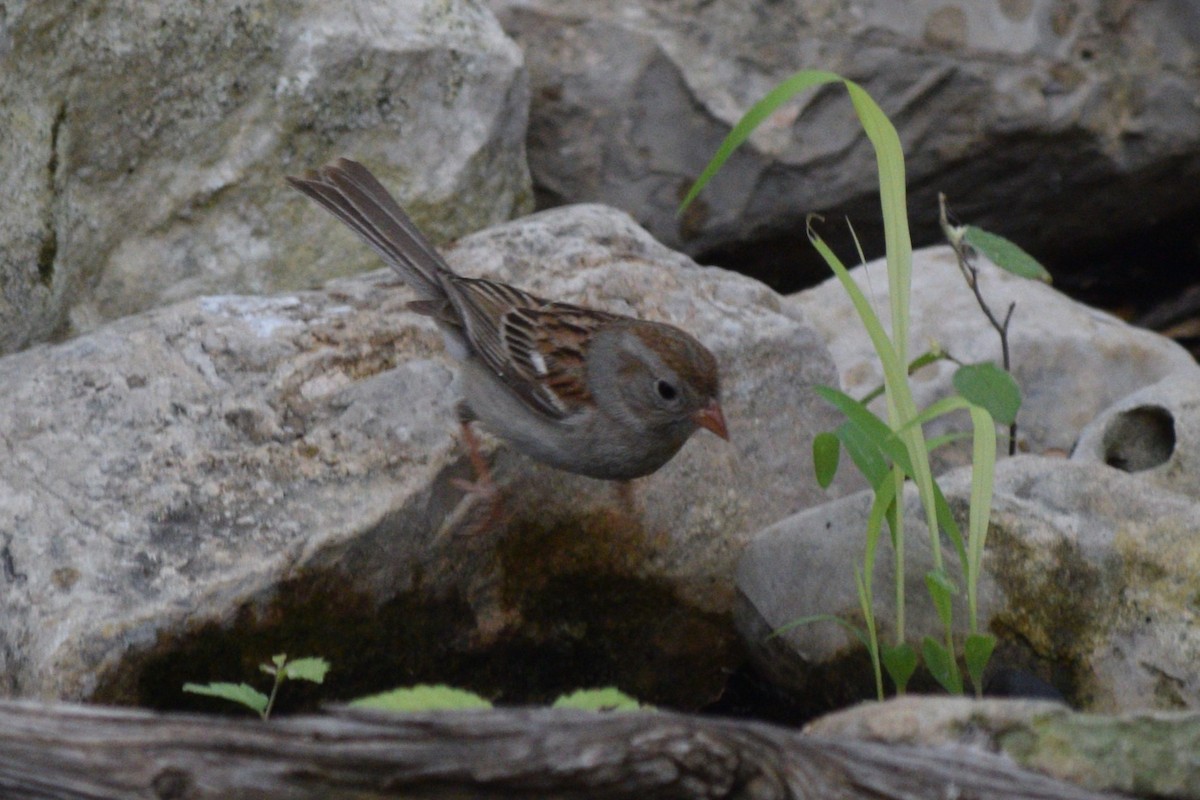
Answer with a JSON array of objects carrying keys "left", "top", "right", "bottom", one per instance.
[{"left": 1102, "top": 405, "right": 1176, "bottom": 472}]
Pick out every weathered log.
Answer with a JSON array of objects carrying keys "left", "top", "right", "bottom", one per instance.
[{"left": 0, "top": 700, "right": 1126, "bottom": 799}]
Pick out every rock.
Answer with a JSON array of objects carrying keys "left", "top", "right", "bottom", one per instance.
[
  {"left": 0, "top": 203, "right": 850, "bottom": 707},
  {"left": 491, "top": 0, "right": 1200, "bottom": 283},
  {"left": 786, "top": 245, "right": 1197, "bottom": 472},
  {"left": 1073, "top": 370, "right": 1200, "bottom": 496},
  {"left": 736, "top": 455, "right": 1200, "bottom": 714},
  {"left": 808, "top": 696, "right": 1200, "bottom": 800},
  {"left": 0, "top": 0, "right": 531, "bottom": 353}
]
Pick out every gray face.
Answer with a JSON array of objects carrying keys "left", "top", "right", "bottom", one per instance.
[{"left": 606, "top": 322, "right": 718, "bottom": 435}]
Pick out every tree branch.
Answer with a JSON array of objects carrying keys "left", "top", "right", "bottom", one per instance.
[{"left": 0, "top": 700, "right": 1128, "bottom": 799}]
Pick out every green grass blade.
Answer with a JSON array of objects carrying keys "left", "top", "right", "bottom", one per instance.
[
  {"left": 768, "top": 614, "right": 870, "bottom": 650},
  {"left": 924, "top": 568, "right": 958, "bottom": 630},
  {"left": 932, "top": 480, "right": 968, "bottom": 577},
  {"left": 679, "top": 70, "right": 845, "bottom": 213},
  {"left": 844, "top": 80, "right": 912, "bottom": 364},
  {"left": 964, "top": 403, "right": 997, "bottom": 632},
  {"left": 857, "top": 348, "right": 948, "bottom": 405},
  {"left": 853, "top": 566, "right": 884, "bottom": 700}
]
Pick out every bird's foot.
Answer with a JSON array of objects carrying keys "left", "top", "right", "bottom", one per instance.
[{"left": 451, "top": 422, "right": 509, "bottom": 533}]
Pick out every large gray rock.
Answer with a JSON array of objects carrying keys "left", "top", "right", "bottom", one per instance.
[
  {"left": 491, "top": 0, "right": 1200, "bottom": 268},
  {"left": 787, "top": 245, "right": 1197, "bottom": 471},
  {"left": 0, "top": 0, "right": 531, "bottom": 353},
  {"left": 737, "top": 455, "right": 1200, "bottom": 713},
  {"left": 0, "top": 203, "right": 849, "bottom": 705},
  {"left": 809, "top": 696, "right": 1200, "bottom": 800}
]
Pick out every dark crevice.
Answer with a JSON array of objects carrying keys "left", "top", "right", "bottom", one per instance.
[
  {"left": 39, "top": 102, "right": 67, "bottom": 288},
  {"left": 692, "top": 181, "right": 1200, "bottom": 362},
  {"left": 36, "top": 233, "right": 58, "bottom": 289}
]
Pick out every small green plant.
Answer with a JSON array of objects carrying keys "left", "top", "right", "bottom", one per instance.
[
  {"left": 681, "top": 70, "right": 1041, "bottom": 698},
  {"left": 551, "top": 687, "right": 648, "bottom": 711},
  {"left": 350, "top": 685, "right": 650, "bottom": 712},
  {"left": 183, "top": 653, "right": 329, "bottom": 720},
  {"left": 351, "top": 684, "right": 494, "bottom": 711}
]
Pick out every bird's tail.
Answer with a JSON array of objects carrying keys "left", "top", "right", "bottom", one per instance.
[{"left": 287, "top": 158, "right": 452, "bottom": 302}]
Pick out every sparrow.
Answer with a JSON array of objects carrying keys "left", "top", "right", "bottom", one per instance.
[{"left": 287, "top": 159, "right": 728, "bottom": 491}]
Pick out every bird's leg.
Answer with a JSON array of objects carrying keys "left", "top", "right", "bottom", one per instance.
[
  {"left": 449, "top": 404, "right": 507, "bottom": 531},
  {"left": 453, "top": 419, "right": 498, "bottom": 499}
]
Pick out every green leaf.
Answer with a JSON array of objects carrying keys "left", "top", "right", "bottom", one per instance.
[
  {"left": 922, "top": 637, "right": 962, "bottom": 694},
  {"left": 881, "top": 643, "right": 918, "bottom": 694},
  {"left": 962, "top": 226, "right": 1052, "bottom": 283},
  {"left": 965, "top": 633, "right": 997, "bottom": 697},
  {"left": 552, "top": 688, "right": 647, "bottom": 711},
  {"left": 281, "top": 657, "right": 330, "bottom": 684},
  {"left": 812, "top": 431, "right": 841, "bottom": 488},
  {"left": 924, "top": 569, "right": 958, "bottom": 630},
  {"left": 932, "top": 482, "right": 968, "bottom": 575},
  {"left": 856, "top": 347, "right": 947, "bottom": 403},
  {"left": 260, "top": 653, "right": 286, "bottom": 676},
  {"left": 815, "top": 386, "right": 914, "bottom": 477},
  {"left": 834, "top": 421, "right": 890, "bottom": 489},
  {"left": 953, "top": 363, "right": 1022, "bottom": 426},
  {"left": 182, "top": 682, "right": 269, "bottom": 714},
  {"left": 349, "top": 685, "right": 493, "bottom": 712}
]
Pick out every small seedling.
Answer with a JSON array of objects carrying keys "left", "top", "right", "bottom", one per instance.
[
  {"left": 349, "top": 685, "right": 649, "bottom": 713},
  {"left": 551, "top": 687, "right": 648, "bottom": 711},
  {"left": 183, "top": 653, "right": 329, "bottom": 720},
  {"left": 350, "top": 684, "right": 494, "bottom": 712}
]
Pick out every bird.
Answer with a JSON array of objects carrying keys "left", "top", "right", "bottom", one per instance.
[{"left": 287, "top": 159, "right": 728, "bottom": 496}]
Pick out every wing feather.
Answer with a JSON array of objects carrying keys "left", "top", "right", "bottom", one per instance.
[{"left": 450, "top": 277, "right": 619, "bottom": 418}]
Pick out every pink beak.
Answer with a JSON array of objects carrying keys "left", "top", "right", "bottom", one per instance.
[{"left": 692, "top": 399, "right": 729, "bottom": 440}]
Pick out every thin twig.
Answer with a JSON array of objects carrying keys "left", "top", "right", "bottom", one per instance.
[{"left": 938, "top": 193, "right": 1019, "bottom": 456}]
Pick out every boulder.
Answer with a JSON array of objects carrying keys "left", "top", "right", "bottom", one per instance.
[
  {"left": 809, "top": 696, "right": 1200, "bottom": 800},
  {"left": 491, "top": 0, "right": 1200, "bottom": 284},
  {"left": 0, "top": 0, "right": 531, "bottom": 353},
  {"left": 0, "top": 203, "right": 849, "bottom": 707}
]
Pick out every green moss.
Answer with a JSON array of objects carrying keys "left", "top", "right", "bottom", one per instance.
[
  {"left": 984, "top": 523, "right": 1108, "bottom": 704},
  {"left": 999, "top": 711, "right": 1200, "bottom": 798}
]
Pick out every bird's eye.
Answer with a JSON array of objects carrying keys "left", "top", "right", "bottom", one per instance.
[{"left": 655, "top": 379, "right": 678, "bottom": 401}]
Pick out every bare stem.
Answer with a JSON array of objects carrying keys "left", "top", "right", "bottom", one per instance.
[{"left": 938, "top": 193, "right": 1019, "bottom": 456}]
